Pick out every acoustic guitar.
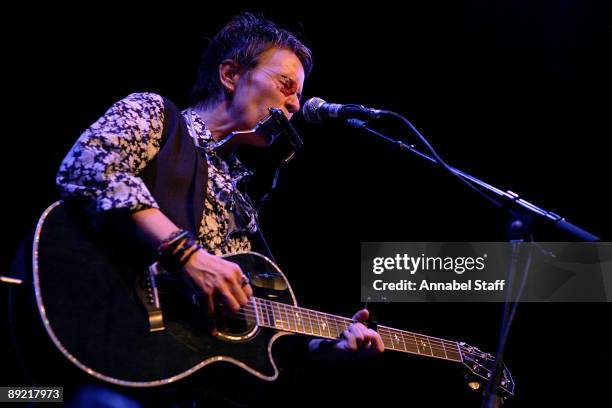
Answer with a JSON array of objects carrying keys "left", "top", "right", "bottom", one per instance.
[{"left": 9, "top": 201, "right": 514, "bottom": 401}]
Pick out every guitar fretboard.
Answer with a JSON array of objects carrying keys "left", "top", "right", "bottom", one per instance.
[{"left": 247, "top": 298, "right": 462, "bottom": 363}]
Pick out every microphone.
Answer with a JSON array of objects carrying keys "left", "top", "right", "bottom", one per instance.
[{"left": 302, "top": 97, "right": 387, "bottom": 124}]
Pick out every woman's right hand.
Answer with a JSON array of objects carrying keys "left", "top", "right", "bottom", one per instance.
[{"left": 181, "top": 249, "right": 253, "bottom": 318}]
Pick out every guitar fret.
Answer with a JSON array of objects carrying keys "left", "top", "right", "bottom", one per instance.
[
  {"left": 298, "top": 309, "right": 307, "bottom": 334},
  {"left": 284, "top": 304, "right": 294, "bottom": 331},
  {"left": 253, "top": 299, "right": 260, "bottom": 325},
  {"left": 399, "top": 331, "right": 410, "bottom": 351},
  {"left": 292, "top": 308, "right": 299, "bottom": 332},
  {"left": 289, "top": 305, "right": 299, "bottom": 333},
  {"left": 251, "top": 299, "right": 260, "bottom": 326},
  {"left": 330, "top": 316, "right": 339, "bottom": 338},
  {"left": 441, "top": 342, "right": 449, "bottom": 359},
  {"left": 384, "top": 329, "right": 395, "bottom": 349},
  {"left": 413, "top": 332, "right": 421, "bottom": 354},
  {"left": 380, "top": 328, "right": 394, "bottom": 350},
  {"left": 274, "top": 303, "right": 283, "bottom": 330},
  {"left": 291, "top": 306, "right": 300, "bottom": 332},
  {"left": 263, "top": 301, "right": 271, "bottom": 327},
  {"left": 331, "top": 316, "right": 344, "bottom": 338},
  {"left": 445, "top": 343, "right": 462, "bottom": 361},
  {"left": 282, "top": 304, "right": 293, "bottom": 331},
  {"left": 257, "top": 300, "right": 266, "bottom": 326},
  {"left": 259, "top": 300, "right": 266, "bottom": 327},
  {"left": 387, "top": 329, "right": 397, "bottom": 350},
  {"left": 430, "top": 338, "right": 447, "bottom": 359},
  {"left": 324, "top": 313, "right": 333, "bottom": 338},
  {"left": 306, "top": 310, "right": 315, "bottom": 335},
  {"left": 398, "top": 332, "right": 414, "bottom": 353},
  {"left": 321, "top": 314, "right": 332, "bottom": 338},
  {"left": 265, "top": 301, "right": 274, "bottom": 328},
  {"left": 283, "top": 304, "right": 292, "bottom": 331},
  {"left": 316, "top": 312, "right": 327, "bottom": 337},
  {"left": 424, "top": 337, "right": 434, "bottom": 356},
  {"left": 263, "top": 300, "right": 273, "bottom": 328},
  {"left": 392, "top": 329, "right": 408, "bottom": 352},
  {"left": 292, "top": 307, "right": 301, "bottom": 333},
  {"left": 390, "top": 332, "right": 397, "bottom": 350},
  {"left": 399, "top": 331, "right": 409, "bottom": 352},
  {"left": 390, "top": 329, "right": 406, "bottom": 352},
  {"left": 404, "top": 333, "right": 419, "bottom": 354},
  {"left": 423, "top": 337, "right": 434, "bottom": 356},
  {"left": 297, "top": 310, "right": 308, "bottom": 334},
  {"left": 292, "top": 308, "right": 300, "bottom": 333},
  {"left": 262, "top": 300, "right": 271, "bottom": 328},
  {"left": 415, "top": 334, "right": 433, "bottom": 356},
  {"left": 326, "top": 315, "right": 340, "bottom": 338},
  {"left": 311, "top": 312, "right": 322, "bottom": 336},
  {"left": 263, "top": 300, "right": 271, "bottom": 327},
  {"left": 273, "top": 302, "right": 284, "bottom": 329},
  {"left": 328, "top": 316, "right": 338, "bottom": 337}
]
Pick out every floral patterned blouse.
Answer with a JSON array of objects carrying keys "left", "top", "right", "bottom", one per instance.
[{"left": 57, "top": 92, "right": 257, "bottom": 255}]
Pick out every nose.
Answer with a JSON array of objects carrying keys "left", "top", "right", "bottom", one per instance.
[{"left": 284, "top": 94, "right": 301, "bottom": 118}]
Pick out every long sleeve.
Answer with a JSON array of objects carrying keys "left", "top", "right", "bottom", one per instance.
[{"left": 56, "top": 92, "right": 166, "bottom": 216}]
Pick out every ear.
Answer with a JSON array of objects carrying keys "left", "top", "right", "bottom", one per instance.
[{"left": 219, "top": 59, "right": 242, "bottom": 94}]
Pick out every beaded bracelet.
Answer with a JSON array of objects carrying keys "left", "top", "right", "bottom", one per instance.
[
  {"left": 179, "top": 244, "right": 202, "bottom": 267},
  {"left": 157, "top": 230, "right": 190, "bottom": 254},
  {"left": 157, "top": 230, "right": 201, "bottom": 273}
]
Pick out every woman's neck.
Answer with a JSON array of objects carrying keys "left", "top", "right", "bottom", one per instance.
[{"left": 194, "top": 102, "right": 240, "bottom": 158}]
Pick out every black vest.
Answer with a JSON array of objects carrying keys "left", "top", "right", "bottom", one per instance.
[{"left": 139, "top": 98, "right": 208, "bottom": 236}]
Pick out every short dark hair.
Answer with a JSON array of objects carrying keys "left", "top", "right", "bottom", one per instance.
[{"left": 190, "top": 12, "right": 313, "bottom": 106}]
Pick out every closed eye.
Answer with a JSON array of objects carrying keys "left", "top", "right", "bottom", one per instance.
[{"left": 279, "top": 75, "right": 302, "bottom": 101}]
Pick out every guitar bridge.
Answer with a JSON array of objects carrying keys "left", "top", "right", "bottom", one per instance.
[{"left": 135, "top": 263, "right": 166, "bottom": 332}]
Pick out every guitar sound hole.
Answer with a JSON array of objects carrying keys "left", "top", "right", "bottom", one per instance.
[{"left": 215, "top": 308, "right": 258, "bottom": 341}]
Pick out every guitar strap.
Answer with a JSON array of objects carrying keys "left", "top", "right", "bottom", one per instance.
[{"left": 246, "top": 211, "right": 278, "bottom": 263}]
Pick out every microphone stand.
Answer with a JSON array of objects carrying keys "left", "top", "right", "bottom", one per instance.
[
  {"left": 346, "top": 117, "right": 600, "bottom": 406},
  {"left": 346, "top": 118, "right": 600, "bottom": 242}
]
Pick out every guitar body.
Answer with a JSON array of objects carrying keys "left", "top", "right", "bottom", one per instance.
[{"left": 10, "top": 201, "right": 298, "bottom": 393}]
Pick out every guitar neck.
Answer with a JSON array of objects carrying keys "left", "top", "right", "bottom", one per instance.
[{"left": 249, "top": 298, "right": 463, "bottom": 363}]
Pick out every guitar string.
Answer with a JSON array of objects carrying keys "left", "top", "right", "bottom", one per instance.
[
  {"left": 198, "top": 295, "right": 484, "bottom": 360},
  {"left": 236, "top": 300, "right": 456, "bottom": 347},
  {"left": 246, "top": 298, "right": 460, "bottom": 349},
  {"left": 222, "top": 307, "right": 488, "bottom": 362},
  {"left": 235, "top": 299, "right": 461, "bottom": 352},
  {"left": 233, "top": 304, "right": 491, "bottom": 364},
  {"left": 230, "top": 311, "right": 471, "bottom": 363},
  {"left": 215, "top": 299, "right": 462, "bottom": 358}
]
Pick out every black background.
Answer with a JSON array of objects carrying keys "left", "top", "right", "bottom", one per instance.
[{"left": 1, "top": 1, "right": 611, "bottom": 406}]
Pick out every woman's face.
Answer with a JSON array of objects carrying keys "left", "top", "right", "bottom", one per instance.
[{"left": 227, "top": 47, "right": 305, "bottom": 146}]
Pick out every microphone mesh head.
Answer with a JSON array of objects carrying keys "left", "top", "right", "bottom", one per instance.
[{"left": 302, "top": 97, "right": 326, "bottom": 124}]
